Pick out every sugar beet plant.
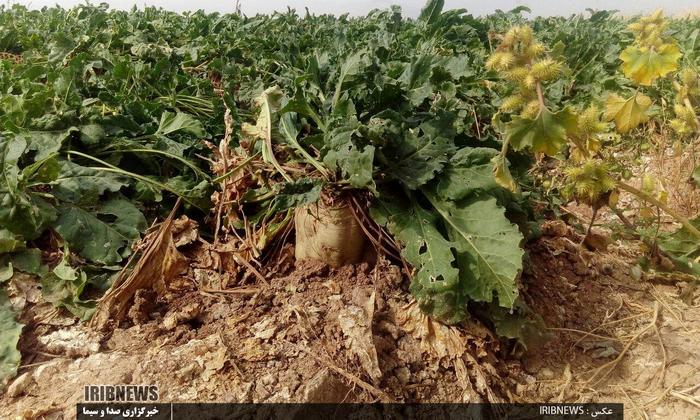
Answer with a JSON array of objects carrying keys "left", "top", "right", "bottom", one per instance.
[
  {"left": 216, "top": 0, "right": 530, "bottom": 327},
  {"left": 488, "top": 11, "right": 700, "bottom": 275}
]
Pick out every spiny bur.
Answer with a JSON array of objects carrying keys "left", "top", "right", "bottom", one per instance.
[
  {"left": 563, "top": 160, "right": 617, "bottom": 209},
  {"left": 486, "top": 25, "right": 563, "bottom": 117}
]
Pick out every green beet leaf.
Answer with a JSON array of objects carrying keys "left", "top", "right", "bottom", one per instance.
[
  {"left": 372, "top": 192, "right": 466, "bottom": 324},
  {"left": 323, "top": 119, "right": 375, "bottom": 189},
  {"left": 271, "top": 179, "right": 323, "bottom": 213},
  {"left": 427, "top": 193, "right": 524, "bottom": 308},
  {"left": 658, "top": 216, "right": 700, "bottom": 275},
  {"left": 52, "top": 161, "right": 128, "bottom": 205},
  {"left": 53, "top": 198, "right": 146, "bottom": 265},
  {"left": 0, "top": 136, "right": 57, "bottom": 239},
  {"left": 156, "top": 111, "right": 206, "bottom": 138},
  {"left": 436, "top": 147, "right": 500, "bottom": 200},
  {"left": 418, "top": 0, "right": 445, "bottom": 25},
  {"left": 0, "top": 230, "right": 24, "bottom": 255},
  {"left": 0, "top": 290, "right": 23, "bottom": 383},
  {"left": 40, "top": 256, "right": 94, "bottom": 320},
  {"left": 22, "top": 128, "right": 77, "bottom": 160},
  {"left": 384, "top": 131, "right": 455, "bottom": 190}
]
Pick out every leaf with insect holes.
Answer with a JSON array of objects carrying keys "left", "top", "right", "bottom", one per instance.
[
  {"left": 371, "top": 191, "right": 465, "bottom": 324},
  {"left": 604, "top": 93, "right": 652, "bottom": 133},
  {"left": 323, "top": 118, "right": 375, "bottom": 189},
  {"left": 372, "top": 189, "right": 524, "bottom": 323},
  {"left": 620, "top": 44, "right": 682, "bottom": 86},
  {"left": 435, "top": 147, "right": 501, "bottom": 200},
  {"left": 505, "top": 107, "right": 578, "bottom": 156}
]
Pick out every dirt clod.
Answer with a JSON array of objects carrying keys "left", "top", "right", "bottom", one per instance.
[
  {"left": 7, "top": 372, "right": 33, "bottom": 398},
  {"left": 38, "top": 328, "right": 101, "bottom": 357},
  {"left": 302, "top": 369, "right": 352, "bottom": 403}
]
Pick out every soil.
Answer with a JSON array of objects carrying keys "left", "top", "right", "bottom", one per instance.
[
  {"left": 520, "top": 222, "right": 700, "bottom": 419},
  {"left": 1, "top": 220, "right": 699, "bottom": 420}
]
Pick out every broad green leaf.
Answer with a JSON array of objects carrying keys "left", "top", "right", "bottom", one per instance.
[
  {"left": 53, "top": 198, "right": 146, "bottom": 265},
  {"left": 40, "top": 256, "right": 94, "bottom": 320},
  {"left": 658, "top": 216, "right": 700, "bottom": 275},
  {"left": 323, "top": 119, "right": 375, "bottom": 189},
  {"left": 156, "top": 111, "right": 206, "bottom": 138},
  {"left": 21, "top": 155, "right": 60, "bottom": 184},
  {"left": 79, "top": 124, "right": 106, "bottom": 145},
  {"left": 0, "top": 263, "right": 12, "bottom": 283},
  {"left": 0, "top": 290, "right": 23, "bottom": 382},
  {"left": 399, "top": 55, "right": 434, "bottom": 106},
  {"left": 332, "top": 51, "right": 366, "bottom": 109},
  {"left": 162, "top": 177, "right": 212, "bottom": 211},
  {"left": 385, "top": 131, "right": 455, "bottom": 190},
  {"left": 280, "top": 89, "right": 325, "bottom": 130},
  {"left": 98, "top": 198, "right": 148, "bottom": 241},
  {"left": 505, "top": 107, "right": 578, "bottom": 156},
  {"left": 52, "top": 161, "right": 128, "bottom": 205},
  {"left": 418, "top": 0, "right": 445, "bottom": 24},
  {"left": 604, "top": 93, "right": 652, "bottom": 133},
  {"left": 5, "top": 249, "right": 45, "bottom": 276},
  {"left": 151, "top": 137, "right": 189, "bottom": 157},
  {"left": 436, "top": 147, "right": 500, "bottom": 200},
  {"left": 334, "top": 144, "right": 374, "bottom": 189},
  {"left": 0, "top": 136, "right": 25, "bottom": 196},
  {"left": 620, "top": 44, "right": 682, "bottom": 86},
  {"left": 427, "top": 194, "right": 524, "bottom": 308},
  {"left": 443, "top": 55, "right": 473, "bottom": 80},
  {"left": 371, "top": 192, "right": 465, "bottom": 324},
  {"left": 22, "top": 128, "right": 77, "bottom": 160},
  {"left": 0, "top": 229, "right": 24, "bottom": 254},
  {"left": 0, "top": 136, "right": 57, "bottom": 239}
]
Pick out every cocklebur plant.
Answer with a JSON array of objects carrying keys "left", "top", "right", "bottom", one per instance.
[
  {"left": 488, "top": 12, "right": 700, "bottom": 248},
  {"left": 486, "top": 25, "right": 575, "bottom": 192}
]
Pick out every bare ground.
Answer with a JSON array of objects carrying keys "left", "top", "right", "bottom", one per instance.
[{"left": 1, "top": 222, "right": 699, "bottom": 419}]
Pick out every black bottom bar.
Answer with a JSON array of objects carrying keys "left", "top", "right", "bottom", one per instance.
[{"left": 77, "top": 403, "right": 624, "bottom": 420}]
